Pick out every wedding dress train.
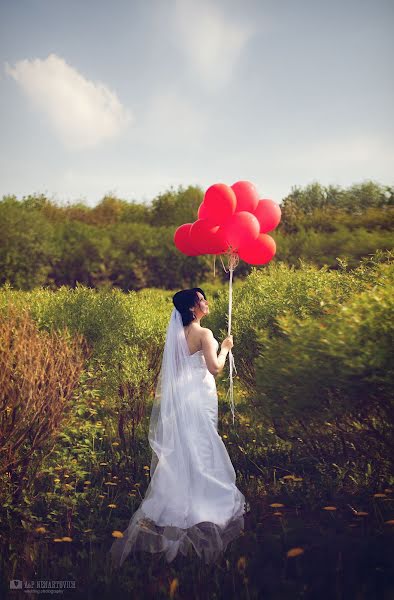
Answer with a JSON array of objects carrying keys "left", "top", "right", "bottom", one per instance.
[{"left": 110, "top": 313, "right": 246, "bottom": 567}]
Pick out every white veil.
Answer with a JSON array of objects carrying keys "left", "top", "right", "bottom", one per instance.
[
  {"left": 148, "top": 307, "right": 197, "bottom": 477},
  {"left": 110, "top": 307, "right": 245, "bottom": 566}
]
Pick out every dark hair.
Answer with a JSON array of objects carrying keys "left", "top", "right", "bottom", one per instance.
[{"left": 172, "top": 288, "right": 207, "bottom": 326}]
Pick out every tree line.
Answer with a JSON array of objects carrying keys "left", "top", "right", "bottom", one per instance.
[{"left": 0, "top": 181, "right": 392, "bottom": 290}]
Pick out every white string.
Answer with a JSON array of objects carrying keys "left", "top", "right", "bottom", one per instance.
[{"left": 218, "top": 251, "right": 239, "bottom": 425}]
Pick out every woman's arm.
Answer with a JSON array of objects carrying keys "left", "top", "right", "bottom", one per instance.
[{"left": 201, "top": 329, "right": 231, "bottom": 377}]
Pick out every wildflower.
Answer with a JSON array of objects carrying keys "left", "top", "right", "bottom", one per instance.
[
  {"left": 54, "top": 478, "right": 61, "bottom": 484},
  {"left": 84, "top": 481, "right": 91, "bottom": 485},
  {"left": 53, "top": 538, "right": 63, "bottom": 542},
  {"left": 287, "top": 547, "right": 304, "bottom": 558},
  {"left": 108, "top": 504, "right": 117, "bottom": 509},
  {"left": 112, "top": 442, "right": 120, "bottom": 447},
  {"left": 237, "top": 556, "right": 247, "bottom": 572},
  {"left": 62, "top": 537, "right": 72, "bottom": 542},
  {"left": 270, "top": 503, "right": 285, "bottom": 508},
  {"left": 143, "top": 466, "right": 150, "bottom": 470},
  {"left": 169, "top": 577, "right": 179, "bottom": 599},
  {"left": 322, "top": 506, "right": 337, "bottom": 511},
  {"left": 112, "top": 531, "right": 124, "bottom": 539},
  {"left": 35, "top": 527, "right": 46, "bottom": 534},
  {"left": 222, "top": 434, "right": 228, "bottom": 439}
]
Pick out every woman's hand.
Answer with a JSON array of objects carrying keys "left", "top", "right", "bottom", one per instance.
[{"left": 221, "top": 335, "right": 234, "bottom": 352}]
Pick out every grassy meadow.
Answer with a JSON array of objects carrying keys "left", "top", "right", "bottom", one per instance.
[{"left": 0, "top": 250, "right": 393, "bottom": 599}]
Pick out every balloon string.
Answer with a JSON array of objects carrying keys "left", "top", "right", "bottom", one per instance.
[{"left": 219, "top": 250, "right": 239, "bottom": 425}]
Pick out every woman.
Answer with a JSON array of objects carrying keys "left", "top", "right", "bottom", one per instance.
[{"left": 110, "top": 288, "right": 246, "bottom": 566}]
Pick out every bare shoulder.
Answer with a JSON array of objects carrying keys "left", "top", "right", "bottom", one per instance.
[
  {"left": 200, "top": 327, "right": 214, "bottom": 344},
  {"left": 200, "top": 327, "right": 214, "bottom": 338}
]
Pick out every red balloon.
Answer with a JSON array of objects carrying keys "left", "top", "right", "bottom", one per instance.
[
  {"left": 202, "top": 183, "right": 236, "bottom": 225},
  {"left": 219, "top": 211, "right": 260, "bottom": 252},
  {"left": 189, "top": 219, "right": 226, "bottom": 254},
  {"left": 174, "top": 223, "right": 200, "bottom": 256},
  {"left": 197, "top": 202, "right": 210, "bottom": 220},
  {"left": 254, "top": 199, "right": 281, "bottom": 233},
  {"left": 211, "top": 227, "right": 228, "bottom": 254},
  {"left": 238, "top": 233, "right": 276, "bottom": 265},
  {"left": 231, "top": 181, "right": 259, "bottom": 213}
]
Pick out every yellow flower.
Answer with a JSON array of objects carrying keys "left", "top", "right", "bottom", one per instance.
[
  {"left": 53, "top": 538, "right": 63, "bottom": 542},
  {"left": 35, "top": 527, "right": 46, "bottom": 534},
  {"left": 237, "top": 556, "right": 247, "bottom": 572},
  {"left": 143, "top": 466, "right": 150, "bottom": 470},
  {"left": 54, "top": 478, "right": 61, "bottom": 484},
  {"left": 270, "top": 503, "right": 285, "bottom": 508},
  {"left": 62, "top": 537, "right": 72, "bottom": 542},
  {"left": 169, "top": 577, "right": 179, "bottom": 599},
  {"left": 322, "top": 506, "right": 337, "bottom": 511},
  {"left": 98, "top": 495, "right": 105, "bottom": 499},
  {"left": 112, "top": 530, "right": 124, "bottom": 539},
  {"left": 107, "top": 504, "right": 117, "bottom": 509},
  {"left": 282, "top": 475, "right": 295, "bottom": 480},
  {"left": 222, "top": 434, "right": 228, "bottom": 439},
  {"left": 84, "top": 481, "right": 91, "bottom": 485},
  {"left": 287, "top": 547, "right": 304, "bottom": 558},
  {"left": 112, "top": 442, "right": 120, "bottom": 446},
  {"left": 104, "top": 482, "right": 117, "bottom": 486}
]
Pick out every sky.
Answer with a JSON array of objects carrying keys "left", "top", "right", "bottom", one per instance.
[{"left": 0, "top": 0, "right": 393, "bottom": 207}]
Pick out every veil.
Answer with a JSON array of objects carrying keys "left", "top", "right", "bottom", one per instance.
[
  {"left": 110, "top": 307, "right": 245, "bottom": 566},
  {"left": 148, "top": 306, "right": 201, "bottom": 478}
]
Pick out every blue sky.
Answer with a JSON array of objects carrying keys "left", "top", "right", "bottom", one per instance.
[{"left": 0, "top": 0, "right": 393, "bottom": 206}]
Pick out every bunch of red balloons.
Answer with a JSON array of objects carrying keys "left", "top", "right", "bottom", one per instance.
[{"left": 174, "top": 181, "right": 281, "bottom": 265}]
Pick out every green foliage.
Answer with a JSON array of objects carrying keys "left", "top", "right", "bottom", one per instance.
[
  {"left": 0, "top": 195, "right": 59, "bottom": 289},
  {"left": 149, "top": 185, "right": 203, "bottom": 226},
  {"left": 1, "top": 181, "right": 393, "bottom": 291},
  {"left": 207, "top": 252, "right": 393, "bottom": 390}
]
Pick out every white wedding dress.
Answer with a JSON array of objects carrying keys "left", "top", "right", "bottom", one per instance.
[{"left": 110, "top": 310, "right": 246, "bottom": 567}]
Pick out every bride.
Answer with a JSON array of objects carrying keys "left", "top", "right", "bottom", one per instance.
[{"left": 110, "top": 287, "right": 246, "bottom": 566}]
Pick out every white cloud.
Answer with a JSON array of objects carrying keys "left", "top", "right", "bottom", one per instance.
[
  {"left": 174, "top": 0, "right": 253, "bottom": 88},
  {"left": 5, "top": 53, "right": 132, "bottom": 149}
]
